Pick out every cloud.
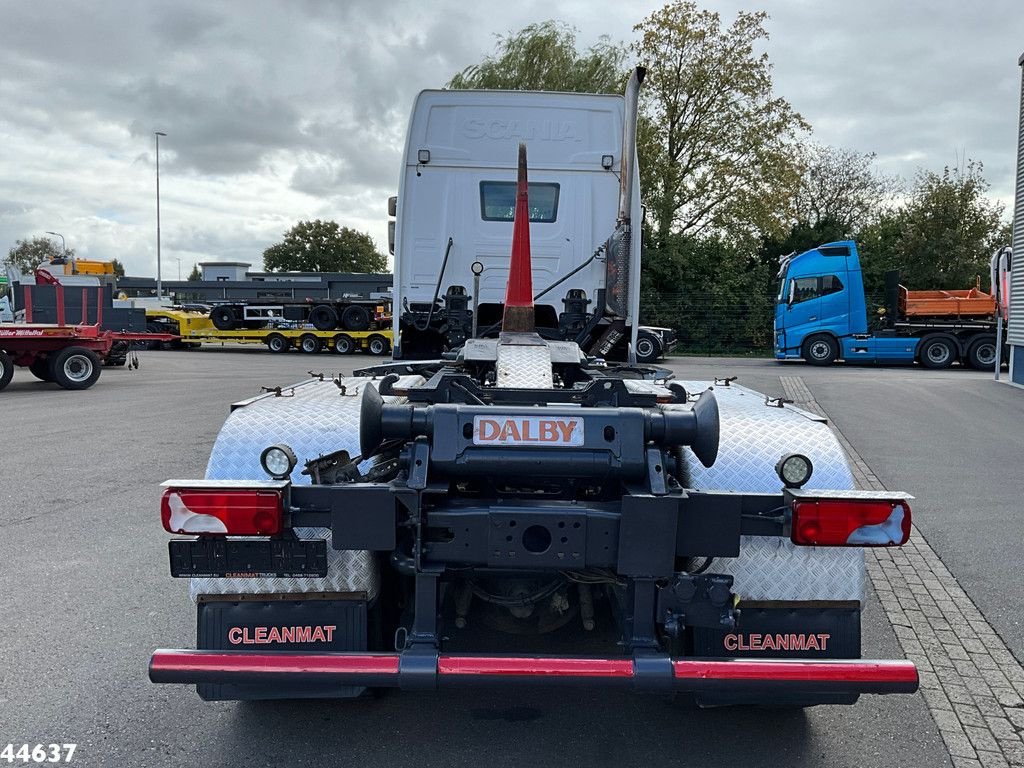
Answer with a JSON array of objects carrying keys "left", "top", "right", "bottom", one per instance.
[{"left": 0, "top": 0, "right": 1021, "bottom": 278}]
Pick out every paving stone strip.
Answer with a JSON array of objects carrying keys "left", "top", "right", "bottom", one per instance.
[{"left": 781, "top": 375, "right": 1024, "bottom": 768}]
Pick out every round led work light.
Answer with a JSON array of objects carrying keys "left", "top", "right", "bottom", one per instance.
[
  {"left": 260, "top": 444, "right": 298, "bottom": 480},
  {"left": 776, "top": 453, "right": 813, "bottom": 489}
]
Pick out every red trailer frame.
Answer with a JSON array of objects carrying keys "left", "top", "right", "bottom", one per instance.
[{"left": 0, "top": 283, "right": 175, "bottom": 391}]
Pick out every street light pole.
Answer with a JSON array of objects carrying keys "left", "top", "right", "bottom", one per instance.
[
  {"left": 45, "top": 231, "right": 66, "bottom": 259},
  {"left": 155, "top": 131, "right": 167, "bottom": 299}
]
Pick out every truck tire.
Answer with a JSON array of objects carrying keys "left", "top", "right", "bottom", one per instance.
[
  {"left": 333, "top": 334, "right": 355, "bottom": 354},
  {"left": 299, "top": 334, "right": 322, "bottom": 354},
  {"left": 29, "top": 356, "right": 54, "bottom": 382},
  {"left": 265, "top": 333, "right": 290, "bottom": 354},
  {"left": 801, "top": 334, "right": 838, "bottom": 366},
  {"left": 635, "top": 330, "right": 663, "bottom": 363},
  {"left": 51, "top": 347, "right": 102, "bottom": 390},
  {"left": 366, "top": 334, "right": 390, "bottom": 356},
  {"left": 0, "top": 350, "right": 13, "bottom": 391},
  {"left": 966, "top": 336, "right": 998, "bottom": 371},
  {"left": 210, "top": 306, "right": 236, "bottom": 331},
  {"left": 341, "top": 305, "right": 371, "bottom": 332},
  {"left": 919, "top": 336, "right": 956, "bottom": 370},
  {"left": 309, "top": 304, "right": 339, "bottom": 331}
]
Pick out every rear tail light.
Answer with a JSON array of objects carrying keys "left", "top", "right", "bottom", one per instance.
[
  {"left": 791, "top": 497, "right": 911, "bottom": 547},
  {"left": 160, "top": 482, "right": 286, "bottom": 535}
]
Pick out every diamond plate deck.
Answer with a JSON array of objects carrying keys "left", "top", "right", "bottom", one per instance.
[
  {"left": 495, "top": 340, "right": 553, "bottom": 388},
  {"left": 672, "top": 382, "right": 864, "bottom": 602},
  {"left": 189, "top": 376, "right": 422, "bottom": 602}
]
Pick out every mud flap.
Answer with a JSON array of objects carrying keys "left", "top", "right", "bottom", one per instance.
[
  {"left": 691, "top": 602, "right": 861, "bottom": 707},
  {"left": 196, "top": 597, "right": 369, "bottom": 701}
]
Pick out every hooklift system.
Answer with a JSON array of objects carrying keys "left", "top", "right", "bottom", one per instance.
[{"left": 150, "top": 130, "right": 918, "bottom": 705}]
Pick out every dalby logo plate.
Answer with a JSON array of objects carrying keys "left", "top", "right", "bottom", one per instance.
[{"left": 472, "top": 415, "right": 584, "bottom": 447}]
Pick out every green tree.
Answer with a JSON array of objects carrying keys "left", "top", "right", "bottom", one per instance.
[
  {"left": 109, "top": 258, "right": 126, "bottom": 278},
  {"left": 263, "top": 220, "right": 387, "bottom": 273},
  {"left": 187, "top": 263, "right": 202, "bottom": 281},
  {"left": 633, "top": 2, "right": 808, "bottom": 245},
  {"left": 447, "top": 21, "right": 627, "bottom": 93},
  {"left": 858, "top": 161, "right": 1010, "bottom": 293},
  {"left": 760, "top": 218, "right": 852, "bottom": 270},
  {"left": 793, "top": 144, "right": 899, "bottom": 234},
  {"left": 7, "top": 236, "right": 74, "bottom": 273}
]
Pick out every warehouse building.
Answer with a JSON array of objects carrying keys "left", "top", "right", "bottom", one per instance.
[{"left": 1009, "top": 52, "right": 1024, "bottom": 387}]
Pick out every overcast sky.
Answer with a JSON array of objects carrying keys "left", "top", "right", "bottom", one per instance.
[{"left": 1, "top": 0, "right": 1022, "bottom": 278}]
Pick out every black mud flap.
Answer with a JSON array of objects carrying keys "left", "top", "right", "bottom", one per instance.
[
  {"left": 692, "top": 602, "right": 861, "bottom": 707},
  {"left": 196, "top": 597, "right": 368, "bottom": 701}
]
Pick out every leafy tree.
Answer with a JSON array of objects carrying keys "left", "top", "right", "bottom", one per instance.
[
  {"left": 793, "top": 144, "right": 900, "bottom": 234},
  {"left": 263, "top": 220, "right": 387, "bottom": 273},
  {"left": 7, "top": 237, "right": 73, "bottom": 273},
  {"left": 187, "top": 263, "right": 202, "bottom": 281},
  {"left": 447, "top": 21, "right": 627, "bottom": 93},
  {"left": 760, "top": 218, "right": 851, "bottom": 270},
  {"left": 633, "top": 2, "right": 807, "bottom": 245},
  {"left": 858, "top": 161, "right": 1010, "bottom": 292},
  {"left": 109, "top": 258, "right": 126, "bottom": 278}
]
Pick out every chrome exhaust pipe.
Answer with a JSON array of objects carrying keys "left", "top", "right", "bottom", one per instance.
[
  {"left": 617, "top": 66, "right": 646, "bottom": 226},
  {"left": 605, "top": 66, "right": 646, "bottom": 326}
]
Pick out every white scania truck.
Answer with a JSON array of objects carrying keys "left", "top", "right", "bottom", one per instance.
[{"left": 388, "top": 80, "right": 675, "bottom": 362}]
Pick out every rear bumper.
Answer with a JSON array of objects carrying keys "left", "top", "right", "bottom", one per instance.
[{"left": 149, "top": 649, "right": 918, "bottom": 696}]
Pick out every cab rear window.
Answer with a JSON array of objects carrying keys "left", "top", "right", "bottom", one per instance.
[{"left": 480, "top": 182, "right": 559, "bottom": 223}]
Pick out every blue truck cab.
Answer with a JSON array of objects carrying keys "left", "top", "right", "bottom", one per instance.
[
  {"left": 775, "top": 241, "right": 868, "bottom": 364},
  {"left": 775, "top": 240, "right": 970, "bottom": 367}
]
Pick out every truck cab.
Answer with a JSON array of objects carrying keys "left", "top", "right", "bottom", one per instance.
[
  {"left": 389, "top": 86, "right": 674, "bottom": 362},
  {"left": 775, "top": 241, "right": 866, "bottom": 363},
  {"left": 776, "top": 240, "right": 931, "bottom": 366}
]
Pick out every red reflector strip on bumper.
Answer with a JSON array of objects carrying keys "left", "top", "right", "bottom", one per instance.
[
  {"left": 673, "top": 659, "right": 919, "bottom": 684},
  {"left": 151, "top": 651, "right": 400, "bottom": 676},
  {"left": 149, "top": 650, "right": 918, "bottom": 694},
  {"left": 438, "top": 656, "right": 635, "bottom": 677}
]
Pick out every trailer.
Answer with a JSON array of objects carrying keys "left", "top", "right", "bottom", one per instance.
[
  {"left": 149, "top": 69, "right": 918, "bottom": 708},
  {"left": 1, "top": 276, "right": 176, "bottom": 390},
  {"left": 0, "top": 323, "right": 172, "bottom": 391},
  {"left": 775, "top": 241, "right": 1012, "bottom": 369},
  {"left": 145, "top": 307, "right": 394, "bottom": 355},
  {"left": 206, "top": 297, "right": 389, "bottom": 333}
]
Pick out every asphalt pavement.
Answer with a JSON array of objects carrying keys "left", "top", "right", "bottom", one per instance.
[
  {"left": 4, "top": 348, "right": 1001, "bottom": 767},
  {"left": 665, "top": 357, "right": 1024, "bottom": 667}
]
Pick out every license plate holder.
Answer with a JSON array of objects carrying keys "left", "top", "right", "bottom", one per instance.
[{"left": 169, "top": 537, "right": 328, "bottom": 578}]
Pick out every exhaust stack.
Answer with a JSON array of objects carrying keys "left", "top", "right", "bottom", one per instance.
[
  {"left": 605, "top": 66, "right": 646, "bottom": 325},
  {"left": 617, "top": 66, "right": 646, "bottom": 226},
  {"left": 502, "top": 143, "right": 535, "bottom": 333}
]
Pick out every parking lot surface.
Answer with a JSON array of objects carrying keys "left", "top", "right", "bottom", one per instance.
[
  {"left": 669, "top": 357, "right": 1024, "bottom": 666},
  {"left": 5, "top": 348, "right": 1016, "bottom": 767}
]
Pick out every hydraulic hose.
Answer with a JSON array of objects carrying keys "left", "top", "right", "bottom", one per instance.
[{"left": 414, "top": 237, "right": 454, "bottom": 332}]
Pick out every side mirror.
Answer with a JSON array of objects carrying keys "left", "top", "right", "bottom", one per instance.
[{"left": 787, "top": 281, "right": 795, "bottom": 307}]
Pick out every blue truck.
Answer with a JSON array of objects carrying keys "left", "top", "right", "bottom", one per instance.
[{"left": 774, "top": 240, "right": 1010, "bottom": 370}]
